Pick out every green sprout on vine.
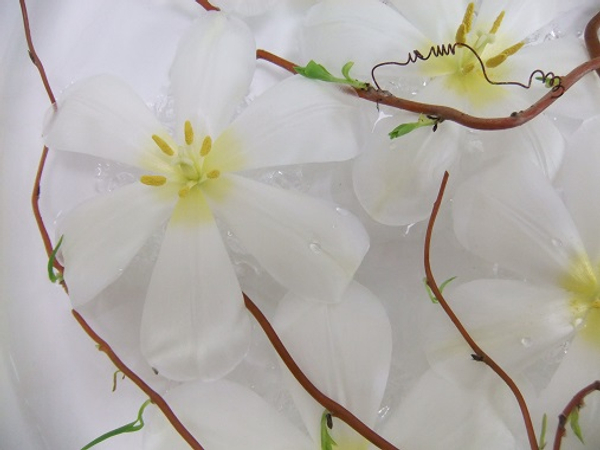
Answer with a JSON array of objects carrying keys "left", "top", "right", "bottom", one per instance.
[
  {"left": 569, "top": 406, "right": 585, "bottom": 444},
  {"left": 389, "top": 114, "right": 444, "bottom": 139},
  {"left": 47, "top": 235, "right": 64, "bottom": 283},
  {"left": 538, "top": 413, "right": 547, "bottom": 450},
  {"left": 320, "top": 411, "right": 337, "bottom": 450},
  {"left": 294, "top": 60, "right": 369, "bottom": 90},
  {"left": 81, "top": 399, "right": 153, "bottom": 450},
  {"left": 423, "top": 276, "right": 457, "bottom": 304}
]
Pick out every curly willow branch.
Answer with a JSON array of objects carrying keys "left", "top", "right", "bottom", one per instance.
[
  {"left": 20, "top": 1, "right": 203, "bottom": 448},
  {"left": 423, "top": 172, "right": 538, "bottom": 450},
  {"left": 552, "top": 380, "right": 600, "bottom": 450},
  {"left": 257, "top": 10, "right": 600, "bottom": 131},
  {"left": 195, "top": 0, "right": 219, "bottom": 12}
]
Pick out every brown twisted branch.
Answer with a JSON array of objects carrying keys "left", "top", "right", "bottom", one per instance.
[{"left": 423, "top": 172, "right": 538, "bottom": 450}]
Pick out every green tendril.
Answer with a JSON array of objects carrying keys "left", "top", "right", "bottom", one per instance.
[
  {"left": 112, "top": 370, "right": 126, "bottom": 392},
  {"left": 389, "top": 114, "right": 443, "bottom": 139},
  {"left": 81, "top": 399, "right": 152, "bottom": 450},
  {"left": 47, "top": 235, "right": 64, "bottom": 283},
  {"left": 535, "top": 75, "right": 561, "bottom": 89},
  {"left": 569, "top": 406, "right": 585, "bottom": 444},
  {"left": 423, "top": 276, "right": 457, "bottom": 304},
  {"left": 320, "top": 411, "right": 337, "bottom": 450},
  {"left": 538, "top": 413, "right": 547, "bottom": 450},
  {"left": 294, "top": 60, "right": 369, "bottom": 89}
]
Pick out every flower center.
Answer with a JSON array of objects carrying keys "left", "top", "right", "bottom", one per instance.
[
  {"left": 140, "top": 120, "right": 220, "bottom": 198},
  {"left": 561, "top": 256, "right": 600, "bottom": 346},
  {"left": 433, "top": 2, "right": 525, "bottom": 106}
]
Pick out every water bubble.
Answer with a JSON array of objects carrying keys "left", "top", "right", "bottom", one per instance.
[
  {"left": 404, "top": 223, "right": 415, "bottom": 236},
  {"left": 551, "top": 238, "right": 563, "bottom": 248},
  {"left": 520, "top": 337, "right": 532, "bottom": 348},
  {"left": 335, "top": 207, "right": 349, "bottom": 216},
  {"left": 309, "top": 241, "right": 322, "bottom": 254}
]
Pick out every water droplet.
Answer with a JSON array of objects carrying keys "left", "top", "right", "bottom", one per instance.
[
  {"left": 335, "top": 207, "right": 349, "bottom": 216},
  {"left": 551, "top": 238, "right": 563, "bottom": 248},
  {"left": 520, "top": 337, "right": 532, "bottom": 348},
  {"left": 404, "top": 223, "right": 415, "bottom": 236},
  {"left": 574, "top": 318, "right": 584, "bottom": 328},
  {"left": 309, "top": 242, "right": 322, "bottom": 254}
]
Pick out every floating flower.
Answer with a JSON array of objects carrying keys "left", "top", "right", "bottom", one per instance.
[
  {"left": 44, "top": 11, "right": 370, "bottom": 381},
  {"left": 437, "top": 116, "right": 600, "bottom": 431},
  {"left": 300, "top": 0, "right": 600, "bottom": 225}
]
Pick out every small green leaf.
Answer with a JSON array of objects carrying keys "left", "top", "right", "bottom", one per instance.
[
  {"left": 389, "top": 114, "right": 440, "bottom": 139},
  {"left": 569, "top": 407, "right": 585, "bottom": 444},
  {"left": 538, "top": 413, "right": 547, "bottom": 450},
  {"left": 81, "top": 399, "right": 152, "bottom": 450},
  {"left": 294, "top": 60, "right": 368, "bottom": 89},
  {"left": 423, "top": 276, "right": 457, "bottom": 304},
  {"left": 320, "top": 411, "right": 337, "bottom": 450},
  {"left": 47, "top": 235, "right": 64, "bottom": 283},
  {"left": 535, "top": 75, "right": 561, "bottom": 89}
]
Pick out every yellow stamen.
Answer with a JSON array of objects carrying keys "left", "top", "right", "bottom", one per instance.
[
  {"left": 455, "top": 24, "right": 468, "bottom": 44},
  {"left": 489, "top": 11, "right": 505, "bottom": 34},
  {"left": 206, "top": 170, "right": 220, "bottom": 179},
  {"left": 152, "top": 135, "right": 175, "bottom": 156},
  {"left": 200, "top": 136, "right": 212, "bottom": 157},
  {"left": 485, "top": 41, "right": 524, "bottom": 68},
  {"left": 140, "top": 175, "right": 167, "bottom": 186},
  {"left": 178, "top": 186, "right": 190, "bottom": 198},
  {"left": 462, "top": 3, "right": 475, "bottom": 34},
  {"left": 184, "top": 120, "right": 194, "bottom": 146}
]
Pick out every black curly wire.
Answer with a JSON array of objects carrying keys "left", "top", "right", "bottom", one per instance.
[{"left": 371, "top": 42, "right": 564, "bottom": 97}]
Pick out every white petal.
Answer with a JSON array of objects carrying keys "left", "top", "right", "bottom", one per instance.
[
  {"left": 211, "top": 76, "right": 369, "bottom": 173},
  {"left": 389, "top": 0, "right": 470, "bottom": 43},
  {"left": 143, "top": 379, "right": 313, "bottom": 450},
  {"left": 301, "top": 0, "right": 426, "bottom": 80},
  {"left": 211, "top": 0, "right": 278, "bottom": 16},
  {"left": 477, "top": 114, "right": 565, "bottom": 180},
  {"left": 556, "top": 117, "right": 600, "bottom": 261},
  {"left": 273, "top": 281, "right": 392, "bottom": 443},
  {"left": 452, "top": 157, "right": 585, "bottom": 284},
  {"left": 58, "top": 182, "right": 175, "bottom": 306},
  {"left": 43, "top": 75, "right": 171, "bottom": 171},
  {"left": 204, "top": 174, "right": 369, "bottom": 302},
  {"left": 380, "top": 370, "right": 518, "bottom": 450},
  {"left": 140, "top": 189, "right": 251, "bottom": 381},
  {"left": 353, "top": 114, "right": 461, "bottom": 226},
  {"left": 426, "top": 279, "right": 574, "bottom": 384},
  {"left": 170, "top": 12, "right": 256, "bottom": 137}
]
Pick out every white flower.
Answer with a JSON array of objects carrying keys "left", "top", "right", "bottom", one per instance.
[
  {"left": 440, "top": 116, "right": 600, "bottom": 432},
  {"left": 142, "top": 281, "right": 519, "bottom": 450},
  {"left": 43, "top": 12, "right": 370, "bottom": 381},
  {"left": 300, "top": 0, "right": 600, "bottom": 225}
]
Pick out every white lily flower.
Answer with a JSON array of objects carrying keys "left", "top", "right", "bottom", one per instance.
[
  {"left": 43, "top": 11, "right": 370, "bottom": 381},
  {"left": 441, "top": 116, "right": 600, "bottom": 411},
  {"left": 143, "top": 282, "right": 518, "bottom": 449},
  {"left": 301, "top": 0, "right": 600, "bottom": 225}
]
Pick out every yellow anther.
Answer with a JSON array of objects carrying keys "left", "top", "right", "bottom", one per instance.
[
  {"left": 152, "top": 135, "right": 175, "bottom": 156},
  {"left": 489, "top": 11, "right": 505, "bottom": 34},
  {"left": 462, "top": 3, "right": 475, "bottom": 33},
  {"left": 184, "top": 120, "right": 194, "bottom": 146},
  {"left": 206, "top": 170, "right": 220, "bottom": 179},
  {"left": 200, "top": 136, "right": 212, "bottom": 157},
  {"left": 178, "top": 186, "right": 190, "bottom": 198},
  {"left": 461, "top": 62, "right": 475, "bottom": 74},
  {"left": 455, "top": 23, "right": 468, "bottom": 44},
  {"left": 140, "top": 175, "right": 167, "bottom": 186},
  {"left": 485, "top": 41, "right": 524, "bottom": 68}
]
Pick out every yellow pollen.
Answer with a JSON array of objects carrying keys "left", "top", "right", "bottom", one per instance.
[
  {"left": 489, "top": 11, "right": 505, "bottom": 34},
  {"left": 140, "top": 175, "right": 167, "bottom": 186},
  {"left": 200, "top": 136, "right": 212, "bottom": 157},
  {"left": 206, "top": 169, "right": 220, "bottom": 179},
  {"left": 184, "top": 120, "right": 194, "bottom": 146},
  {"left": 178, "top": 185, "right": 191, "bottom": 198},
  {"left": 462, "top": 3, "right": 475, "bottom": 33},
  {"left": 485, "top": 41, "right": 524, "bottom": 68},
  {"left": 455, "top": 24, "right": 468, "bottom": 44},
  {"left": 152, "top": 135, "right": 175, "bottom": 156}
]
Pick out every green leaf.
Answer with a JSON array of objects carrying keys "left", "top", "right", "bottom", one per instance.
[
  {"left": 389, "top": 114, "right": 440, "bottom": 139},
  {"left": 81, "top": 399, "right": 152, "bottom": 450},
  {"left": 294, "top": 60, "right": 368, "bottom": 90},
  {"left": 47, "top": 235, "right": 64, "bottom": 283},
  {"left": 320, "top": 411, "right": 337, "bottom": 450},
  {"left": 535, "top": 75, "right": 561, "bottom": 89},
  {"left": 569, "top": 407, "right": 585, "bottom": 444},
  {"left": 538, "top": 413, "right": 547, "bottom": 450},
  {"left": 423, "top": 276, "right": 457, "bottom": 304}
]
